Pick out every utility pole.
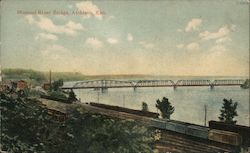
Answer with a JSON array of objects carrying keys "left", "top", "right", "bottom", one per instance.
[
  {"left": 97, "top": 92, "right": 100, "bottom": 103},
  {"left": 204, "top": 104, "right": 207, "bottom": 126},
  {"left": 0, "top": 65, "right": 2, "bottom": 83},
  {"left": 49, "top": 70, "right": 52, "bottom": 91},
  {"left": 122, "top": 95, "right": 125, "bottom": 107}
]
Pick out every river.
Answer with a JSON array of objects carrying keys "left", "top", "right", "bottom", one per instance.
[{"left": 67, "top": 76, "right": 249, "bottom": 126}]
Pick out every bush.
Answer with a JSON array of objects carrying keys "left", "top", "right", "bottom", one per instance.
[
  {"left": 68, "top": 90, "right": 77, "bottom": 102},
  {"left": 1, "top": 92, "right": 155, "bottom": 153},
  {"left": 62, "top": 109, "right": 155, "bottom": 153},
  {"left": 51, "top": 79, "right": 64, "bottom": 91},
  {"left": 1, "top": 92, "right": 55, "bottom": 152},
  {"left": 142, "top": 102, "right": 149, "bottom": 112},
  {"left": 48, "top": 91, "right": 67, "bottom": 100},
  {"left": 40, "top": 91, "right": 69, "bottom": 103}
]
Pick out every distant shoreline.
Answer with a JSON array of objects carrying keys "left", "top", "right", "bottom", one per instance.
[
  {"left": 1, "top": 68, "right": 248, "bottom": 77},
  {"left": 1, "top": 68, "right": 248, "bottom": 82}
]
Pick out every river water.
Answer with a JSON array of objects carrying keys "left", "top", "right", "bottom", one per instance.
[{"left": 68, "top": 77, "right": 249, "bottom": 126}]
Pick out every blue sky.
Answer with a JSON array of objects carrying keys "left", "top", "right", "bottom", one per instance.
[{"left": 1, "top": 0, "right": 249, "bottom": 76}]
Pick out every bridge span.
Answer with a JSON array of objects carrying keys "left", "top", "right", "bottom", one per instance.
[{"left": 61, "top": 79, "right": 245, "bottom": 91}]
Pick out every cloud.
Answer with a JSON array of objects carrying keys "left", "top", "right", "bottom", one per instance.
[
  {"left": 39, "top": 44, "right": 86, "bottom": 72},
  {"left": 25, "top": 15, "right": 84, "bottom": 36},
  {"left": 185, "top": 18, "right": 202, "bottom": 32},
  {"left": 35, "top": 33, "right": 58, "bottom": 41},
  {"left": 127, "top": 33, "right": 133, "bottom": 41},
  {"left": 106, "top": 15, "right": 115, "bottom": 21},
  {"left": 199, "top": 25, "right": 236, "bottom": 40},
  {"left": 41, "top": 44, "right": 69, "bottom": 60},
  {"left": 177, "top": 29, "right": 183, "bottom": 32},
  {"left": 76, "top": 1, "right": 103, "bottom": 20},
  {"left": 107, "top": 38, "right": 118, "bottom": 44},
  {"left": 105, "top": 15, "right": 115, "bottom": 21},
  {"left": 139, "top": 41, "right": 154, "bottom": 49},
  {"left": 215, "top": 37, "right": 232, "bottom": 44},
  {"left": 173, "top": 43, "right": 248, "bottom": 76},
  {"left": 176, "top": 44, "right": 184, "bottom": 49},
  {"left": 68, "top": 5, "right": 73, "bottom": 9},
  {"left": 186, "top": 42, "right": 200, "bottom": 50},
  {"left": 25, "top": 15, "right": 34, "bottom": 24},
  {"left": 209, "top": 45, "right": 226, "bottom": 53},
  {"left": 65, "top": 21, "right": 84, "bottom": 31},
  {"left": 195, "top": 44, "right": 247, "bottom": 76},
  {"left": 85, "top": 37, "right": 103, "bottom": 49}
]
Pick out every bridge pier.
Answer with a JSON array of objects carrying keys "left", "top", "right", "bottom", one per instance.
[
  {"left": 210, "top": 85, "right": 214, "bottom": 90},
  {"left": 101, "top": 87, "right": 108, "bottom": 93},
  {"left": 133, "top": 87, "right": 137, "bottom": 92},
  {"left": 173, "top": 85, "right": 177, "bottom": 90},
  {"left": 94, "top": 88, "right": 101, "bottom": 91}
]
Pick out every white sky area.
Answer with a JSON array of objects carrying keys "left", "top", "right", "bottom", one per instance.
[{"left": 1, "top": 0, "right": 249, "bottom": 76}]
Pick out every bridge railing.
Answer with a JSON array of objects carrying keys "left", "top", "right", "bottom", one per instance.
[
  {"left": 135, "top": 80, "right": 175, "bottom": 87},
  {"left": 104, "top": 80, "right": 134, "bottom": 87},
  {"left": 73, "top": 80, "right": 135, "bottom": 88},
  {"left": 211, "top": 80, "right": 245, "bottom": 85},
  {"left": 175, "top": 80, "right": 211, "bottom": 86},
  {"left": 62, "top": 79, "right": 246, "bottom": 89}
]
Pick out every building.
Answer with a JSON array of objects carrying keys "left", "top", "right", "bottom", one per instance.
[
  {"left": 16, "top": 80, "right": 28, "bottom": 90},
  {"left": 42, "top": 82, "right": 51, "bottom": 90},
  {"left": 0, "top": 84, "right": 8, "bottom": 92}
]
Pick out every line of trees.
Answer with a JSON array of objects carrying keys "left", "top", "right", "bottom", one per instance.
[
  {"left": 2, "top": 68, "right": 88, "bottom": 83},
  {"left": 142, "top": 96, "right": 238, "bottom": 125}
]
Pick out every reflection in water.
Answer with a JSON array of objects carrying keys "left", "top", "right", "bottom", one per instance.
[{"left": 74, "top": 86, "right": 249, "bottom": 126}]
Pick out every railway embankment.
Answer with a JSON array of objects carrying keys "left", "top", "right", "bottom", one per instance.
[{"left": 39, "top": 98, "right": 250, "bottom": 153}]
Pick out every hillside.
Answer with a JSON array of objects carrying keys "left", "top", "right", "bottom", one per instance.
[
  {"left": 2, "top": 69, "right": 87, "bottom": 83},
  {"left": 1, "top": 69, "right": 153, "bottom": 83}
]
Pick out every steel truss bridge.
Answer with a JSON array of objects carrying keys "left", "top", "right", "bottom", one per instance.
[{"left": 61, "top": 79, "right": 245, "bottom": 91}]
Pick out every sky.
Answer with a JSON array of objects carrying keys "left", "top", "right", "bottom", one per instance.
[{"left": 0, "top": 0, "right": 249, "bottom": 76}]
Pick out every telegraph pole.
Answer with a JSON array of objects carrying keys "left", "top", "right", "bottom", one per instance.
[
  {"left": 123, "top": 95, "right": 125, "bottom": 107},
  {"left": 49, "top": 70, "right": 52, "bottom": 91},
  {"left": 0, "top": 65, "right": 2, "bottom": 83},
  {"left": 204, "top": 104, "right": 207, "bottom": 126},
  {"left": 97, "top": 92, "right": 100, "bottom": 103}
]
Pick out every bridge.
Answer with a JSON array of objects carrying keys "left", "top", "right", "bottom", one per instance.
[{"left": 61, "top": 79, "right": 245, "bottom": 91}]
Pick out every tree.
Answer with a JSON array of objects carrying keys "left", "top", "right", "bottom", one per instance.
[
  {"left": 29, "top": 71, "right": 46, "bottom": 83},
  {"left": 1, "top": 90, "right": 155, "bottom": 153},
  {"left": 64, "top": 108, "right": 155, "bottom": 153},
  {"left": 240, "top": 79, "right": 249, "bottom": 89},
  {"left": 68, "top": 89, "right": 77, "bottom": 103},
  {"left": 0, "top": 92, "right": 56, "bottom": 152},
  {"left": 142, "top": 102, "right": 149, "bottom": 111},
  {"left": 219, "top": 98, "right": 238, "bottom": 124},
  {"left": 155, "top": 97, "right": 174, "bottom": 119},
  {"left": 51, "top": 79, "right": 64, "bottom": 91}
]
